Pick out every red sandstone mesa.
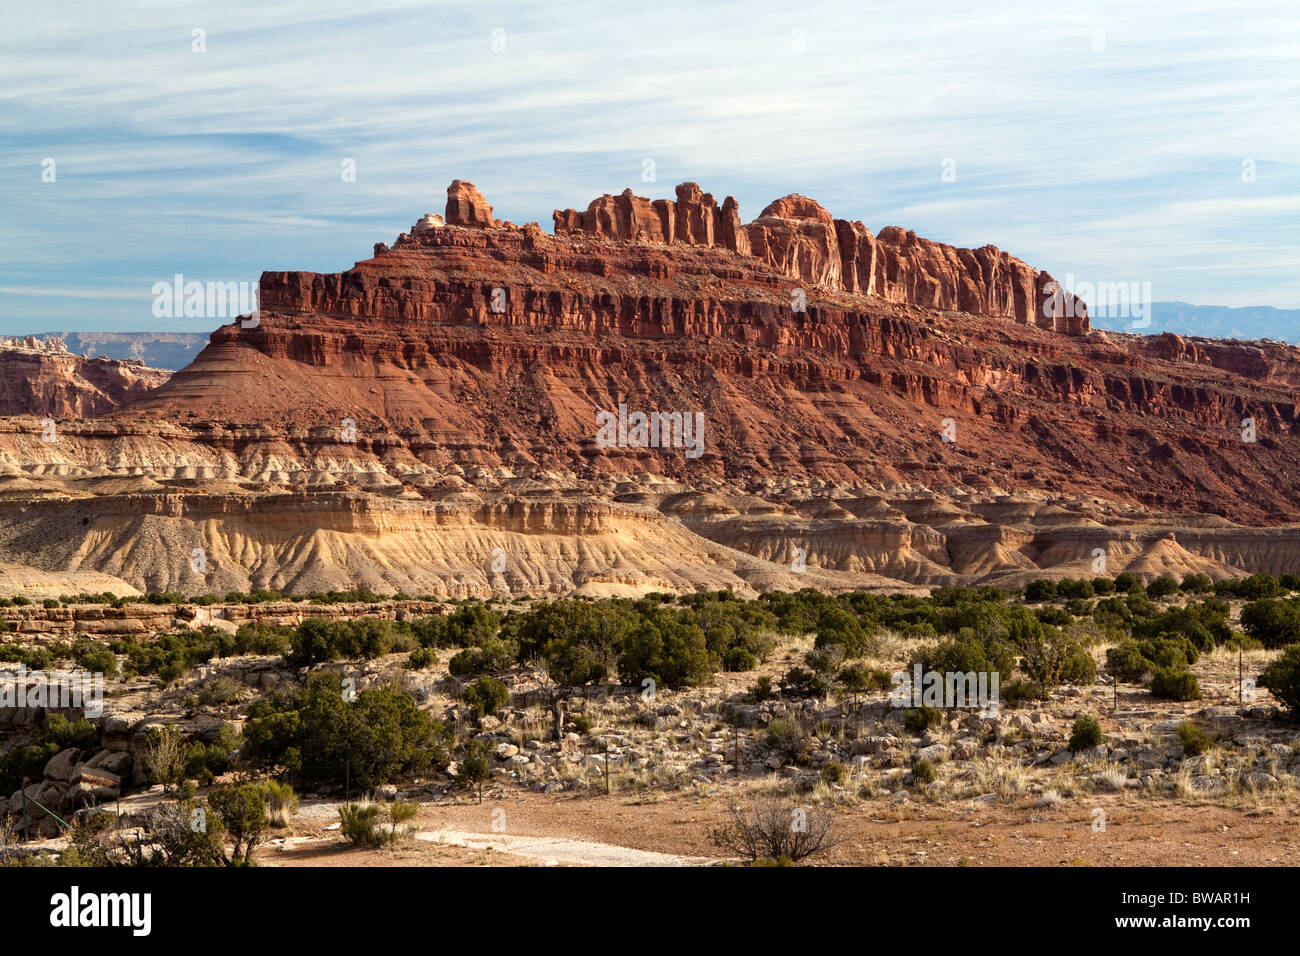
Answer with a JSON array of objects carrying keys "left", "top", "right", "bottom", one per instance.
[
  {"left": 116, "top": 179, "right": 1300, "bottom": 527},
  {"left": 0, "top": 178, "right": 1297, "bottom": 596}
]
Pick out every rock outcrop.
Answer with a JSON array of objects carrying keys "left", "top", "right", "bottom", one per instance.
[
  {"left": 445, "top": 180, "right": 499, "bottom": 228},
  {"left": 0, "top": 337, "right": 171, "bottom": 417},
  {"left": 0, "top": 179, "right": 1294, "bottom": 597},
  {"left": 554, "top": 182, "right": 1087, "bottom": 330}
]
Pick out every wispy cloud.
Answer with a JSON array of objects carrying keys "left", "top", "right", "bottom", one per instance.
[{"left": 1, "top": 0, "right": 1296, "bottom": 336}]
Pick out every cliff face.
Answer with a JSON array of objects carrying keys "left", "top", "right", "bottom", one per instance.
[
  {"left": 117, "top": 180, "right": 1300, "bottom": 526},
  {"left": 0, "top": 180, "right": 1297, "bottom": 597},
  {"left": 554, "top": 182, "right": 1088, "bottom": 334},
  {"left": 0, "top": 337, "right": 171, "bottom": 417}
]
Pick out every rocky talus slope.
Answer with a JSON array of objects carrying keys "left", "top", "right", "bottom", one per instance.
[{"left": 0, "top": 181, "right": 1296, "bottom": 596}]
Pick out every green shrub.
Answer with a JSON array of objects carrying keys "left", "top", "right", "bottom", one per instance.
[
  {"left": 461, "top": 676, "right": 509, "bottom": 719},
  {"left": 780, "top": 666, "right": 830, "bottom": 698},
  {"left": 758, "top": 588, "right": 840, "bottom": 634},
  {"left": 1150, "top": 667, "right": 1201, "bottom": 701},
  {"left": 1139, "top": 634, "right": 1200, "bottom": 669},
  {"left": 1239, "top": 598, "right": 1300, "bottom": 649},
  {"left": 1019, "top": 632, "right": 1096, "bottom": 689},
  {"left": 912, "top": 758, "right": 936, "bottom": 785},
  {"left": 257, "top": 779, "right": 299, "bottom": 827},
  {"left": 813, "top": 606, "right": 876, "bottom": 658},
  {"left": 618, "top": 612, "right": 713, "bottom": 689},
  {"left": 539, "top": 633, "right": 610, "bottom": 688},
  {"left": 457, "top": 740, "right": 492, "bottom": 803},
  {"left": 115, "top": 630, "right": 220, "bottom": 682},
  {"left": 72, "top": 643, "right": 117, "bottom": 678},
  {"left": 209, "top": 783, "right": 269, "bottom": 863},
  {"left": 1176, "top": 721, "right": 1214, "bottom": 757},
  {"left": 1092, "top": 597, "right": 1132, "bottom": 628},
  {"left": 242, "top": 673, "right": 448, "bottom": 790},
  {"left": 722, "top": 646, "right": 757, "bottom": 671},
  {"left": 447, "top": 637, "right": 517, "bottom": 677},
  {"left": 506, "top": 600, "right": 625, "bottom": 673},
  {"left": 1220, "top": 634, "right": 1261, "bottom": 655},
  {"left": 749, "top": 675, "right": 775, "bottom": 702},
  {"left": 803, "top": 648, "right": 842, "bottom": 675},
  {"left": 838, "top": 662, "right": 892, "bottom": 693},
  {"left": 389, "top": 798, "right": 418, "bottom": 825},
  {"left": 1232, "top": 574, "right": 1284, "bottom": 600},
  {"left": 338, "top": 801, "right": 387, "bottom": 847},
  {"left": 1109, "top": 633, "right": 1200, "bottom": 684},
  {"left": 1258, "top": 645, "right": 1300, "bottom": 712},
  {"left": 285, "top": 617, "right": 404, "bottom": 666},
  {"left": 1132, "top": 602, "right": 1227, "bottom": 652},
  {"left": 1000, "top": 678, "right": 1044, "bottom": 708},
  {"left": 0, "top": 712, "right": 99, "bottom": 795},
  {"left": 764, "top": 719, "right": 806, "bottom": 758},
  {"left": 1035, "top": 607, "right": 1073, "bottom": 626},
  {"left": 196, "top": 677, "right": 243, "bottom": 708},
  {"left": 903, "top": 706, "right": 944, "bottom": 734},
  {"left": 229, "top": 621, "right": 294, "bottom": 656},
  {"left": 1068, "top": 715, "right": 1103, "bottom": 753},
  {"left": 1106, "top": 641, "right": 1150, "bottom": 682},
  {"left": 1057, "top": 578, "right": 1095, "bottom": 600},
  {"left": 1113, "top": 572, "right": 1142, "bottom": 593},
  {"left": 183, "top": 724, "right": 240, "bottom": 784},
  {"left": 44, "top": 714, "right": 98, "bottom": 750},
  {"left": 820, "top": 761, "right": 848, "bottom": 786},
  {"left": 1024, "top": 579, "right": 1058, "bottom": 602},
  {"left": 912, "top": 634, "right": 1016, "bottom": 683},
  {"left": 1145, "top": 576, "right": 1180, "bottom": 599},
  {"left": 405, "top": 646, "right": 439, "bottom": 670},
  {"left": 439, "top": 603, "right": 503, "bottom": 647},
  {"left": 1125, "top": 590, "right": 1156, "bottom": 617}
]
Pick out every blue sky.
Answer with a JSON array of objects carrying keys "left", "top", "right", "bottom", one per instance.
[{"left": 1, "top": 0, "right": 1296, "bottom": 334}]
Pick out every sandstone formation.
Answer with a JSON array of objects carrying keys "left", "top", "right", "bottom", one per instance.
[
  {"left": 445, "top": 179, "right": 499, "bottom": 228},
  {"left": 0, "top": 179, "right": 1293, "bottom": 596},
  {"left": 0, "top": 336, "right": 171, "bottom": 417},
  {"left": 555, "top": 182, "right": 1087, "bottom": 332},
  {"left": 30, "top": 332, "right": 208, "bottom": 370}
]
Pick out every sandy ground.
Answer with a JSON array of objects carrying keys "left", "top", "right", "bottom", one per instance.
[{"left": 255, "top": 786, "right": 1300, "bottom": 867}]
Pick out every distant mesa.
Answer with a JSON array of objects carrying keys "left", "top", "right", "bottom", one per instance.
[{"left": 0, "top": 335, "right": 170, "bottom": 417}]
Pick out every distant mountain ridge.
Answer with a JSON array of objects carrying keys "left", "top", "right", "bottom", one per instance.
[
  {"left": 1092, "top": 303, "right": 1300, "bottom": 344},
  {"left": 31, "top": 332, "right": 208, "bottom": 370}
]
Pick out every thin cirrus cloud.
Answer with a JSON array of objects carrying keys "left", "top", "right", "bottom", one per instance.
[{"left": 0, "top": 0, "right": 1295, "bottom": 335}]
